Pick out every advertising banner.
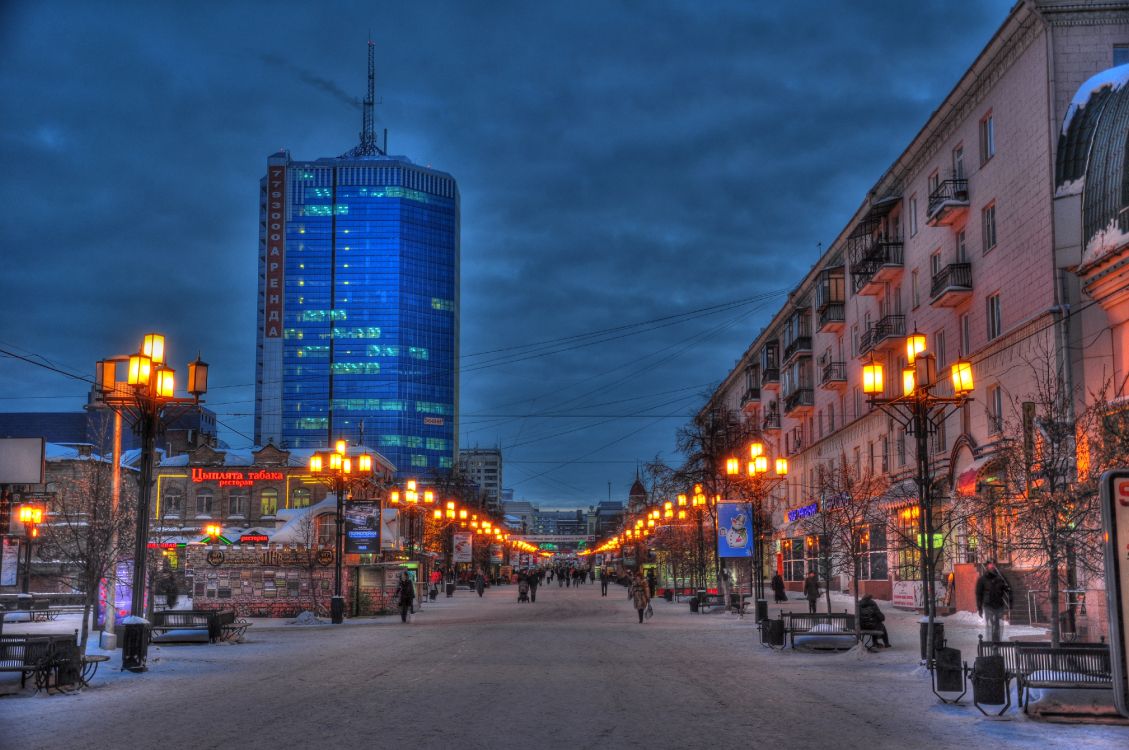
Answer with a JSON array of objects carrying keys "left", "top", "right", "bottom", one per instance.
[
  {"left": 381, "top": 509, "right": 401, "bottom": 551},
  {"left": 1, "top": 537, "right": 17, "bottom": 586},
  {"left": 716, "top": 502, "right": 753, "bottom": 558},
  {"left": 453, "top": 532, "right": 473, "bottom": 563},
  {"left": 344, "top": 503, "right": 380, "bottom": 554},
  {"left": 490, "top": 544, "right": 503, "bottom": 563},
  {"left": 1100, "top": 469, "right": 1129, "bottom": 716},
  {"left": 97, "top": 560, "right": 138, "bottom": 628}
]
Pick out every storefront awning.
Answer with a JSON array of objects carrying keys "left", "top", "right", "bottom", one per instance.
[{"left": 955, "top": 455, "right": 998, "bottom": 496}]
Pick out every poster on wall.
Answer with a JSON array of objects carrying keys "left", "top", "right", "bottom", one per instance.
[
  {"left": 345, "top": 503, "right": 380, "bottom": 554},
  {"left": 380, "top": 509, "right": 402, "bottom": 551},
  {"left": 1, "top": 537, "right": 17, "bottom": 586},
  {"left": 453, "top": 532, "right": 473, "bottom": 563},
  {"left": 716, "top": 502, "right": 753, "bottom": 558}
]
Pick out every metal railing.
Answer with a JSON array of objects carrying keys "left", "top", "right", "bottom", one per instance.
[
  {"left": 927, "top": 178, "right": 969, "bottom": 218},
  {"left": 818, "top": 303, "right": 844, "bottom": 329},
  {"left": 820, "top": 361, "right": 846, "bottom": 385},
  {"left": 929, "top": 262, "right": 972, "bottom": 299},
  {"left": 859, "top": 315, "right": 905, "bottom": 354},
  {"left": 784, "top": 388, "right": 814, "bottom": 413}
]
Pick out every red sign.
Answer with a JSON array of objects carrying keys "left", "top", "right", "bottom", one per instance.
[
  {"left": 264, "top": 163, "right": 286, "bottom": 338},
  {"left": 424, "top": 417, "right": 445, "bottom": 426},
  {"left": 191, "top": 468, "right": 285, "bottom": 488},
  {"left": 147, "top": 542, "right": 179, "bottom": 550},
  {"left": 239, "top": 534, "right": 269, "bottom": 544}
]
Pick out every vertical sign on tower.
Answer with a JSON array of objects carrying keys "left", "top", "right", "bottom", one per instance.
[
  {"left": 265, "top": 165, "right": 286, "bottom": 338},
  {"left": 1101, "top": 469, "right": 1129, "bottom": 717}
]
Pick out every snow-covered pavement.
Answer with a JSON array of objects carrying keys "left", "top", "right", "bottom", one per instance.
[{"left": 1, "top": 583, "right": 1127, "bottom": 749}]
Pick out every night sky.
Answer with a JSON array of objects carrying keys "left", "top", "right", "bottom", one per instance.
[{"left": 0, "top": 0, "right": 1015, "bottom": 508}]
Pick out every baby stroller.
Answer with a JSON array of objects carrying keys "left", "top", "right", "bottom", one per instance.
[{"left": 518, "top": 579, "right": 530, "bottom": 603}]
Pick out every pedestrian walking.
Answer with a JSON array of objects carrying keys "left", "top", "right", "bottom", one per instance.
[
  {"left": 803, "top": 571, "right": 820, "bottom": 614},
  {"left": 630, "top": 573, "right": 651, "bottom": 624},
  {"left": 858, "top": 593, "right": 891, "bottom": 648},
  {"left": 475, "top": 570, "right": 486, "bottom": 598},
  {"left": 975, "top": 560, "right": 1012, "bottom": 642},
  {"left": 646, "top": 570, "right": 656, "bottom": 598},
  {"left": 518, "top": 576, "right": 530, "bottom": 603},
  {"left": 771, "top": 572, "right": 787, "bottom": 603},
  {"left": 528, "top": 573, "right": 539, "bottom": 603},
  {"left": 600, "top": 568, "right": 609, "bottom": 596},
  {"left": 396, "top": 572, "right": 415, "bottom": 623}
]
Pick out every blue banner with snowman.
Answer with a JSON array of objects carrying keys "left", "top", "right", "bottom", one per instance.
[{"left": 717, "top": 502, "right": 753, "bottom": 558}]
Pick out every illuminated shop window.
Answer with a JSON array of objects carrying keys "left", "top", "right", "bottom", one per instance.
[{"left": 260, "top": 489, "right": 279, "bottom": 518}]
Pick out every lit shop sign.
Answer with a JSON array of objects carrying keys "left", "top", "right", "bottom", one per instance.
[
  {"left": 239, "top": 534, "right": 270, "bottom": 544},
  {"left": 191, "top": 468, "right": 285, "bottom": 488},
  {"left": 788, "top": 502, "right": 819, "bottom": 523},
  {"left": 423, "top": 417, "right": 445, "bottom": 426}
]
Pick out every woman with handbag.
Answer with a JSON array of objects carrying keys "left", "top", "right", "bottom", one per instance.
[{"left": 630, "top": 573, "right": 651, "bottom": 624}]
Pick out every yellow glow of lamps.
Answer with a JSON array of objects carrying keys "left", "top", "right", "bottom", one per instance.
[
  {"left": 906, "top": 332, "right": 927, "bottom": 364},
  {"left": 754, "top": 455, "right": 768, "bottom": 474},
  {"left": 187, "top": 356, "right": 209, "bottom": 397},
  {"left": 156, "top": 369, "right": 175, "bottom": 398},
  {"left": 142, "top": 333, "right": 166, "bottom": 365},
  {"left": 329, "top": 453, "right": 343, "bottom": 471},
  {"left": 335, "top": 440, "right": 347, "bottom": 455},
  {"left": 862, "top": 362, "right": 884, "bottom": 395},
  {"left": 389, "top": 490, "right": 400, "bottom": 505},
  {"left": 424, "top": 490, "right": 435, "bottom": 504},
  {"left": 951, "top": 359, "right": 974, "bottom": 395},
  {"left": 309, "top": 455, "right": 323, "bottom": 473},
  {"left": 459, "top": 509, "right": 467, "bottom": 520},
  {"left": 358, "top": 454, "right": 372, "bottom": 473},
  {"left": 677, "top": 494, "right": 687, "bottom": 507},
  {"left": 127, "top": 354, "right": 151, "bottom": 386},
  {"left": 205, "top": 523, "right": 221, "bottom": 538},
  {"left": 902, "top": 367, "right": 916, "bottom": 397},
  {"left": 725, "top": 457, "right": 740, "bottom": 475},
  {"left": 18, "top": 505, "right": 43, "bottom": 524},
  {"left": 433, "top": 509, "right": 442, "bottom": 519},
  {"left": 750, "top": 442, "right": 764, "bottom": 458},
  {"left": 342, "top": 458, "right": 352, "bottom": 474},
  {"left": 775, "top": 457, "right": 789, "bottom": 476}
]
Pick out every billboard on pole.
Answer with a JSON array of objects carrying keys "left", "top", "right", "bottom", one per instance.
[
  {"left": 0, "top": 438, "right": 45, "bottom": 484},
  {"left": 717, "top": 502, "right": 753, "bottom": 558},
  {"left": 453, "top": 532, "right": 473, "bottom": 563}
]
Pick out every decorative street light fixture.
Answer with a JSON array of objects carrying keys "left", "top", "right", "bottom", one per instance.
[
  {"left": 308, "top": 439, "right": 375, "bottom": 624},
  {"left": 17, "top": 504, "right": 44, "bottom": 594},
  {"left": 388, "top": 479, "right": 434, "bottom": 566},
  {"left": 95, "top": 333, "right": 208, "bottom": 621},
  {"left": 861, "top": 332, "right": 974, "bottom": 664},
  {"left": 725, "top": 441, "right": 788, "bottom": 607}
]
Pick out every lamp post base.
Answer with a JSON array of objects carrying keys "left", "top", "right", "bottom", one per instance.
[{"left": 330, "top": 596, "right": 344, "bottom": 624}]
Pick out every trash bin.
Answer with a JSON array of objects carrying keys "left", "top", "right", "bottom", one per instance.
[
  {"left": 730, "top": 593, "right": 742, "bottom": 610},
  {"left": 689, "top": 597, "right": 699, "bottom": 613},
  {"left": 663, "top": 590, "right": 673, "bottom": 602},
  {"left": 934, "top": 647, "right": 964, "bottom": 693},
  {"left": 971, "top": 654, "right": 1007, "bottom": 706},
  {"left": 761, "top": 617, "right": 785, "bottom": 647},
  {"left": 696, "top": 589, "right": 707, "bottom": 607},
  {"left": 755, "top": 598, "right": 769, "bottom": 622},
  {"left": 445, "top": 583, "right": 456, "bottom": 598},
  {"left": 121, "top": 618, "right": 150, "bottom": 673},
  {"left": 919, "top": 618, "right": 945, "bottom": 662}
]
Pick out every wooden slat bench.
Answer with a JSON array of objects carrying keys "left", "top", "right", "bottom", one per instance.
[
  {"left": 782, "top": 611, "right": 857, "bottom": 650},
  {"left": 1015, "top": 644, "right": 1113, "bottom": 713},
  {"left": 0, "top": 636, "right": 53, "bottom": 689},
  {"left": 150, "top": 610, "right": 225, "bottom": 643},
  {"left": 977, "top": 637, "right": 1109, "bottom": 707}
]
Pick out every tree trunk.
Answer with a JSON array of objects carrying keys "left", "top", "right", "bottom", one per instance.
[{"left": 1048, "top": 543, "right": 1061, "bottom": 648}]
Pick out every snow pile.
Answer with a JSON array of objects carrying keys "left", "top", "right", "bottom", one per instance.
[
  {"left": 1060, "top": 64, "right": 1129, "bottom": 136},
  {"left": 1026, "top": 685, "right": 1119, "bottom": 717},
  {"left": 1083, "top": 217, "right": 1129, "bottom": 267},
  {"left": 288, "top": 611, "right": 324, "bottom": 626}
]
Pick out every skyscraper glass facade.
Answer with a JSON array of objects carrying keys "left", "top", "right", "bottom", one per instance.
[{"left": 255, "top": 153, "right": 459, "bottom": 477}]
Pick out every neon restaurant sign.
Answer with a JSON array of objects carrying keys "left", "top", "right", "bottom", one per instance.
[
  {"left": 787, "top": 502, "right": 819, "bottom": 523},
  {"left": 191, "top": 468, "right": 285, "bottom": 488}
]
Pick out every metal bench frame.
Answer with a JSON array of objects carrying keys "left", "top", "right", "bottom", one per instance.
[{"left": 1015, "top": 644, "right": 1113, "bottom": 714}]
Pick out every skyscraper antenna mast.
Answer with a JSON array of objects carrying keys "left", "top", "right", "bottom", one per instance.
[{"left": 345, "top": 38, "right": 385, "bottom": 157}]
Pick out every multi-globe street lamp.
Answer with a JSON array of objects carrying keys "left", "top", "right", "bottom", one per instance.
[
  {"left": 308, "top": 440, "right": 376, "bottom": 624},
  {"left": 861, "top": 332, "right": 974, "bottom": 663},
  {"left": 17, "top": 504, "right": 44, "bottom": 594},
  {"left": 388, "top": 479, "right": 434, "bottom": 566},
  {"left": 95, "top": 333, "right": 208, "bottom": 620},
  {"left": 725, "top": 441, "right": 788, "bottom": 608}
]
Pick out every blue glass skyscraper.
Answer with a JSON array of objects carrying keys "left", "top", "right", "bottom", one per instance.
[{"left": 255, "top": 44, "right": 458, "bottom": 476}]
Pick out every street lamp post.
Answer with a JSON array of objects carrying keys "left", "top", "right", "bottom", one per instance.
[
  {"left": 95, "top": 333, "right": 208, "bottom": 620},
  {"left": 17, "top": 504, "right": 44, "bottom": 594},
  {"left": 725, "top": 442, "right": 788, "bottom": 605},
  {"left": 309, "top": 440, "right": 375, "bottom": 624},
  {"left": 862, "top": 333, "right": 974, "bottom": 665}
]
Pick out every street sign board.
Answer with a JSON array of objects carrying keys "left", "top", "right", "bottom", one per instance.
[
  {"left": 717, "top": 501, "right": 753, "bottom": 558},
  {"left": 1101, "top": 469, "right": 1129, "bottom": 717}
]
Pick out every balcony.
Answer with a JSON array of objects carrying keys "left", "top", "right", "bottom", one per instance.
[
  {"left": 740, "top": 387, "right": 760, "bottom": 413},
  {"left": 782, "top": 335, "right": 812, "bottom": 364},
  {"left": 820, "top": 361, "right": 847, "bottom": 389},
  {"left": 783, "top": 388, "right": 814, "bottom": 415},
  {"left": 851, "top": 238, "right": 904, "bottom": 296},
  {"left": 859, "top": 314, "right": 906, "bottom": 355},
  {"left": 763, "top": 410, "right": 781, "bottom": 430},
  {"left": 926, "top": 179, "right": 970, "bottom": 227},
  {"left": 929, "top": 262, "right": 973, "bottom": 307},
  {"left": 818, "top": 302, "right": 845, "bottom": 333},
  {"left": 761, "top": 367, "right": 780, "bottom": 390}
]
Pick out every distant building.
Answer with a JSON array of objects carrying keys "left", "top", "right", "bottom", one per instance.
[
  {"left": 254, "top": 44, "right": 459, "bottom": 479},
  {"left": 587, "top": 500, "right": 625, "bottom": 538},
  {"left": 501, "top": 500, "right": 536, "bottom": 534},
  {"left": 458, "top": 447, "right": 503, "bottom": 511},
  {"left": 0, "top": 405, "right": 217, "bottom": 457}
]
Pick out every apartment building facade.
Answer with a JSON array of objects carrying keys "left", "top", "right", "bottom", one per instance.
[{"left": 703, "top": 1, "right": 1129, "bottom": 614}]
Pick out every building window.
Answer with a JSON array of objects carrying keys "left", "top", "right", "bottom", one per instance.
[
  {"left": 911, "top": 269, "right": 920, "bottom": 308},
  {"left": 828, "top": 402, "right": 835, "bottom": 432},
  {"left": 260, "top": 488, "right": 279, "bottom": 517},
  {"left": 291, "top": 487, "right": 311, "bottom": 509},
  {"left": 930, "top": 250, "right": 942, "bottom": 279},
  {"left": 981, "top": 203, "right": 997, "bottom": 253},
  {"left": 909, "top": 195, "right": 919, "bottom": 237},
  {"left": 935, "top": 329, "right": 947, "bottom": 368},
  {"left": 956, "top": 230, "right": 967, "bottom": 262},
  {"left": 896, "top": 428, "right": 906, "bottom": 467},
  {"left": 896, "top": 507, "right": 922, "bottom": 579},
  {"left": 783, "top": 538, "right": 805, "bottom": 582},
  {"left": 979, "top": 111, "right": 995, "bottom": 164},
  {"left": 880, "top": 436, "right": 889, "bottom": 473},
  {"left": 986, "top": 293, "right": 1002, "bottom": 340},
  {"left": 164, "top": 487, "right": 183, "bottom": 517},
  {"left": 316, "top": 514, "right": 335, "bottom": 546},
  {"left": 952, "top": 144, "right": 965, "bottom": 179},
  {"left": 988, "top": 384, "right": 1003, "bottom": 433},
  {"left": 928, "top": 170, "right": 940, "bottom": 195},
  {"left": 858, "top": 524, "right": 888, "bottom": 580},
  {"left": 195, "top": 491, "right": 213, "bottom": 519},
  {"left": 229, "top": 492, "right": 248, "bottom": 518},
  {"left": 960, "top": 313, "right": 971, "bottom": 355}
]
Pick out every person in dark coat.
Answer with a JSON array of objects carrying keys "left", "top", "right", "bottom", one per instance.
[
  {"left": 474, "top": 571, "right": 486, "bottom": 597},
  {"left": 975, "top": 560, "right": 1012, "bottom": 642},
  {"left": 396, "top": 573, "right": 415, "bottom": 623},
  {"left": 630, "top": 573, "right": 651, "bottom": 624},
  {"left": 771, "top": 573, "right": 787, "bottom": 603},
  {"left": 858, "top": 593, "right": 890, "bottom": 647},
  {"left": 803, "top": 571, "right": 820, "bottom": 614},
  {"left": 527, "top": 571, "right": 539, "bottom": 603},
  {"left": 599, "top": 567, "right": 610, "bottom": 597}
]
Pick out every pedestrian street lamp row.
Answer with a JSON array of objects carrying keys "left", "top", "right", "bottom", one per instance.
[
  {"left": 861, "top": 331, "right": 974, "bottom": 666},
  {"left": 723, "top": 440, "right": 789, "bottom": 601}
]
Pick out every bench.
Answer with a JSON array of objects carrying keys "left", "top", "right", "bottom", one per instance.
[
  {"left": 219, "top": 619, "right": 252, "bottom": 643},
  {"left": 976, "top": 637, "right": 1108, "bottom": 707},
  {"left": 0, "top": 636, "right": 53, "bottom": 689},
  {"left": 150, "top": 609, "right": 234, "bottom": 643},
  {"left": 782, "top": 611, "right": 857, "bottom": 649},
  {"left": 1016, "top": 644, "right": 1113, "bottom": 714},
  {"left": 30, "top": 600, "right": 87, "bottom": 622}
]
